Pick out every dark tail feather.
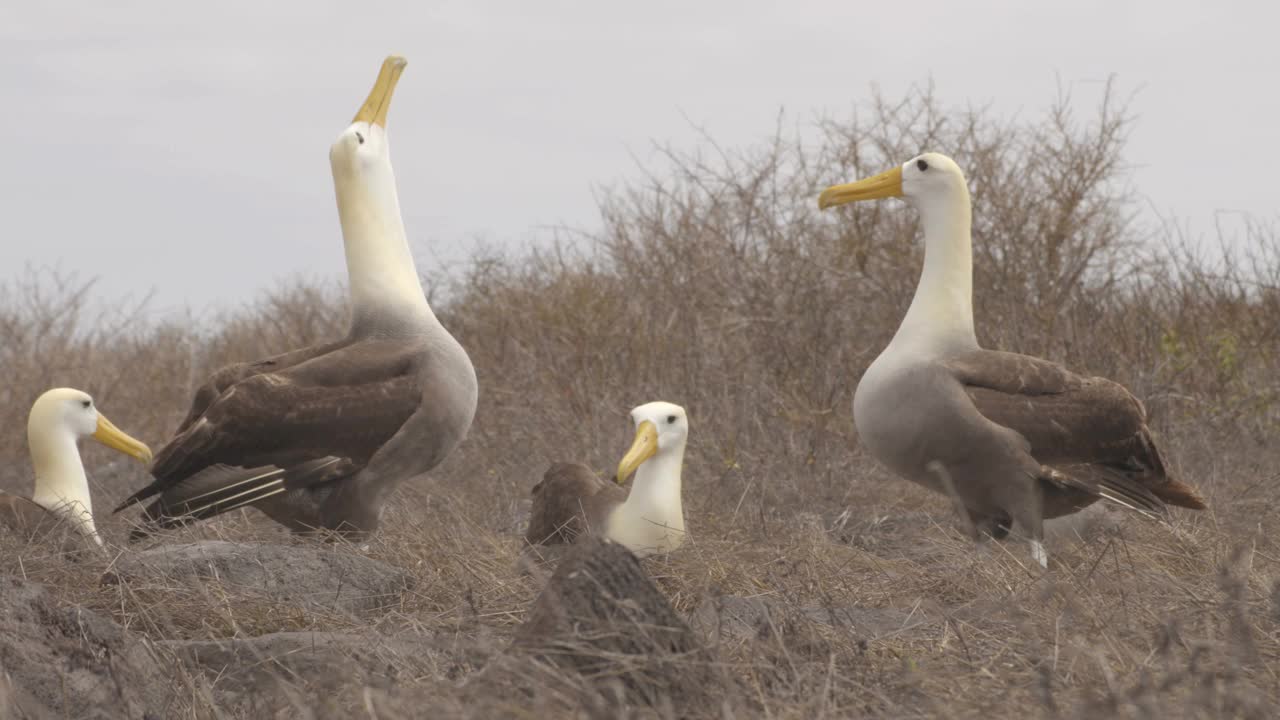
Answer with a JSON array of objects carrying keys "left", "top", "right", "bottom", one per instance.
[
  {"left": 129, "top": 464, "right": 287, "bottom": 539},
  {"left": 1153, "top": 478, "right": 1208, "bottom": 510},
  {"left": 1045, "top": 464, "right": 1168, "bottom": 521},
  {"left": 1138, "top": 433, "right": 1208, "bottom": 510},
  {"left": 127, "top": 457, "right": 352, "bottom": 540},
  {"left": 113, "top": 484, "right": 161, "bottom": 514},
  {"left": 1094, "top": 473, "right": 1169, "bottom": 521},
  {"left": 115, "top": 422, "right": 224, "bottom": 513}
]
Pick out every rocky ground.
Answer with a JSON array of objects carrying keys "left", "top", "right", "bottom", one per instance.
[{"left": 2, "top": 440, "right": 1277, "bottom": 720}]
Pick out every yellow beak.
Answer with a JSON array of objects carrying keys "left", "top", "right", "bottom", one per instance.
[
  {"left": 818, "top": 165, "right": 904, "bottom": 209},
  {"left": 352, "top": 55, "right": 407, "bottom": 127},
  {"left": 616, "top": 420, "right": 659, "bottom": 484},
  {"left": 92, "top": 414, "right": 153, "bottom": 465}
]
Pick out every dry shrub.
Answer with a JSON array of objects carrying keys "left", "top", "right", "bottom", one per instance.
[
  {"left": 449, "top": 81, "right": 1278, "bottom": 521},
  {"left": 0, "top": 84, "right": 1278, "bottom": 718}
]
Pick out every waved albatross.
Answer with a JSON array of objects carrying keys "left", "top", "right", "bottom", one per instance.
[
  {"left": 819, "top": 152, "right": 1206, "bottom": 567},
  {"left": 2, "top": 389, "right": 152, "bottom": 546},
  {"left": 115, "top": 56, "right": 478, "bottom": 538},
  {"left": 526, "top": 402, "right": 688, "bottom": 557}
]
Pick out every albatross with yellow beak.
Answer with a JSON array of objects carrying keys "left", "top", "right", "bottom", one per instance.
[
  {"left": 819, "top": 153, "right": 1206, "bottom": 567},
  {"left": 114, "top": 56, "right": 478, "bottom": 538},
  {"left": 526, "top": 402, "right": 688, "bottom": 557},
  {"left": 2, "top": 389, "right": 152, "bottom": 545}
]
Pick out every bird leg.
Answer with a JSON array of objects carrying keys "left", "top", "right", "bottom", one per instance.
[
  {"left": 971, "top": 510, "right": 1013, "bottom": 541},
  {"left": 1030, "top": 540, "right": 1048, "bottom": 568},
  {"left": 927, "top": 460, "right": 979, "bottom": 540},
  {"left": 1010, "top": 485, "right": 1048, "bottom": 569}
]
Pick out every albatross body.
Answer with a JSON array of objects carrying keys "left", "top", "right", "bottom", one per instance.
[
  {"left": 819, "top": 153, "right": 1206, "bottom": 566},
  {"left": 2, "top": 389, "right": 152, "bottom": 546},
  {"left": 526, "top": 402, "right": 688, "bottom": 557},
  {"left": 116, "top": 56, "right": 478, "bottom": 537}
]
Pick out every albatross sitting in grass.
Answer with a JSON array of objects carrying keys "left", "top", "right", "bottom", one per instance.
[
  {"left": 526, "top": 402, "right": 688, "bottom": 558},
  {"left": 2, "top": 389, "right": 152, "bottom": 546},
  {"left": 819, "top": 152, "right": 1206, "bottom": 567}
]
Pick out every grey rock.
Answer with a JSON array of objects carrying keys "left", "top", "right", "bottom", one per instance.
[
  {"left": 165, "top": 630, "right": 491, "bottom": 718},
  {"left": 688, "top": 594, "right": 914, "bottom": 645},
  {"left": 503, "top": 538, "right": 727, "bottom": 710},
  {"left": 103, "top": 541, "right": 414, "bottom": 615},
  {"left": 0, "top": 575, "right": 174, "bottom": 719}
]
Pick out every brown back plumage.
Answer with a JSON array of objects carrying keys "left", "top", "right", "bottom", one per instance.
[
  {"left": 525, "top": 462, "right": 628, "bottom": 546},
  {"left": 947, "top": 349, "right": 1207, "bottom": 517},
  {"left": 115, "top": 338, "right": 431, "bottom": 531}
]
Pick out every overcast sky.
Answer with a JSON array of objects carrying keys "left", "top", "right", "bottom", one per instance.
[{"left": 2, "top": 1, "right": 1275, "bottom": 320}]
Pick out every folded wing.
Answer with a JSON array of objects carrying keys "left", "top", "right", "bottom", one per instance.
[
  {"left": 117, "top": 369, "right": 420, "bottom": 519},
  {"left": 526, "top": 462, "right": 627, "bottom": 546},
  {"left": 946, "top": 349, "right": 1206, "bottom": 517}
]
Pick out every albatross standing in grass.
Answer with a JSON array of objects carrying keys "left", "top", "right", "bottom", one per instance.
[
  {"left": 526, "top": 402, "right": 688, "bottom": 557},
  {"left": 819, "top": 152, "right": 1206, "bottom": 567},
  {"left": 115, "top": 56, "right": 478, "bottom": 538},
  {"left": 2, "top": 389, "right": 152, "bottom": 546}
]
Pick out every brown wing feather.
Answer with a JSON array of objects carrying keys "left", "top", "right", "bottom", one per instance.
[
  {"left": 153, "top": 374, "right": 420, "bottom": 480},
  {"left": 526, "top": 462, "right": 627, "bottom": 546},
  {"left": 133, "top": 457, "right": 358, "bottom": 535},
  {"left": 117, "top": 340, "right": 424, "bottom": 512},
  {"left": 946, "top": 349, "right": 1080, "bottom": 396},
  {"left": 948, "top": 349, "right": 1207, "bottom": 514},
  {"left": 174, "top": 339, "right": 348, "bottom": 435}
]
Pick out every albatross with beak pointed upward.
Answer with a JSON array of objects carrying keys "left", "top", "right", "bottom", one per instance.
[
  {"left": 115, "top": 56, "right": 478, "bottom": 538},
  {"left": 526, "top": 402, "right": 688, "bottom": 557},
  {"left": 2, "top": 389, "right": 152, "bottom": 545},
  {"left": 819, "top": 152, "right": 1206, "bottom": 567}
]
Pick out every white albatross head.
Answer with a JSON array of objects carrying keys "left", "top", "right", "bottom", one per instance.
[
  {"left": 329, "top": 55, "right": 405, "bottom": 183},
  {"left": 329, "top": 55, "right": 434, "bottom": 331},
  {"left": 27, "top": 388, "right": 153, "bottom": 544},
  {"left": 616, "top": 401, "right": 689, "bottom": 483},
  {"left": 818, "top": 152, "right": 978, "bottom": 353},
  {"left": 817, "top": 152, "right": 968, "bottom": 211}
]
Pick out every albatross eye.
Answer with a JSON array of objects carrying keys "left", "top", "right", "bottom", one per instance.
[
  {"left": 355, "top": 131, "right": 365, "bottom": 145},
  {"left": 666, "top": 415, "right": 677, "bottom": 424},
  {"left": 81, "top": 400, "right": 92, "bottom": 409},
  {"left": 916, "top": 158, "right": 929, "bottom": 172}
]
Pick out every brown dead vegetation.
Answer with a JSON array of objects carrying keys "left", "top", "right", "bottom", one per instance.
[{"left": 0, "top": 85, "right": 1278, "bottom": 718}]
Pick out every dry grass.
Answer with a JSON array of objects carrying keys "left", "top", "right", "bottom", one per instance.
[{"left": 1, "top": 86, "right": 1278, "bottom": 718}]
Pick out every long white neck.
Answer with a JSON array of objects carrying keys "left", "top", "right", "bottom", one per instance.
[
  {"left": 607, "top": 442, "right": 686, "bottom": 556},
  {"left": 333, "top": 154, "right": 438, "bottom": 335},
  {"left": 890, "top": 186, "right": 979, "bottom": 355},
  {"left": 28, "top": 427, "right": 101, "bottom": 544},
  {"left": 622, "top": 444, "right": 686, "bottom": 528}
]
